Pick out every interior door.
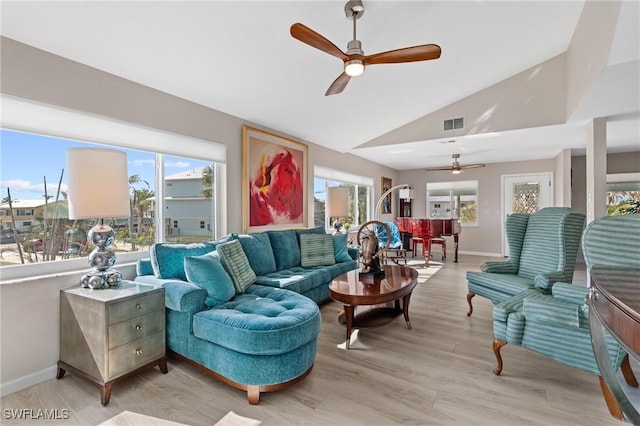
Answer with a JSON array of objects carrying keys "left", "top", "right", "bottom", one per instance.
[{"left": 502, "top": 173, "right": 553, "bottom": 256}]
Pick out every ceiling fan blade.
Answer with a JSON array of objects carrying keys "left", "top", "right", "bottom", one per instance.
[
  {"left": 290, "top": 23, "right": 348, "bottom": 61},
  {"left": 325, "top": 73, "right": 351, "bottom": 96},
  {"left": 424, "top": 166, "right": 456, "bottom": 172},
  {"left": 364, "top": 44, "right": 441, "bottom": 65},
  {"left": 461, "top": 164, "right": 486, "bottom": 170}
]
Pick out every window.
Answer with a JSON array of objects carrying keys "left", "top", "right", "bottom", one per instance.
[
  {"left": 163, "top": 158, "right": 215, "bottom": 243},
  {"left": 426, "top": 180, "right": 478, "bottom": 226},
  {"left": 0, "top": 95, "right": 226, "bottom": 281},
  {"left": 313, "top": 172, "right": 372, "bottom": 233},
  {"left": 314, "top": 179, "right": 370, "bottom": 231},
  {"left": 0, "top": 130, "right": 219, "bottom": 272},
  {"left": 606, "top": 175, "right": 640, "bottom": 215}
]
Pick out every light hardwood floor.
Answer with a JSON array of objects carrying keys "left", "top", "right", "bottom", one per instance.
[{"left": 1, "top": 255, "right": 633, "bottom": 425}]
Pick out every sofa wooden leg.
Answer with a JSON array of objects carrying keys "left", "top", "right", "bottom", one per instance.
[
  {"left": 247, "top": 385, "right": 260, "bottom": 405},
  {"left": 466, "top": 293, "right": 475, "bottom": 317},
  {"left": 598, "top": 376, "right": 624, "bottom": 420},
  {"left": 493, "top": 339, "right": 507, "bottom": 376},
  {"left": 620, "top": 354, "right": 639, "bottom": 387}
]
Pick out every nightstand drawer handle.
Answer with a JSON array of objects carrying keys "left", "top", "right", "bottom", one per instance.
[
  {"left": 135, "top": 303, "right": 142, "bottom": 309},
  {"left": 135, "top": 325, "right": 142, "bottom": 331},
  {"left": 136, "top": 349, "right": 143, "bottom": 356}
]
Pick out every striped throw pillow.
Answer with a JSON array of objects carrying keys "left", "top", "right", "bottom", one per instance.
[
  {"left": 216, "top": 239, "right": 256, "bottom": 294},
  {"left": 299, "top": 234, "right": 336, "bottom": 267}
]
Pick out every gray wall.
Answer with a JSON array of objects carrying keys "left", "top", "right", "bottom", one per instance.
[
  {"left": 0, "top": 37, "right": 399, "bottom": 394},
  {"left": 399, "top": 158, "right": 555, "bottom": 256}
]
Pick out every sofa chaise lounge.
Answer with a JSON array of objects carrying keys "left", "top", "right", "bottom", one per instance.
[{"left": 135, "top": 227, "right": 358, "bottom": 403}]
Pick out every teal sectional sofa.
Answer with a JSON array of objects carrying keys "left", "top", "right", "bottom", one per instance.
[{"left": 134, "top": 227, "right": 358, "bottom": 403}]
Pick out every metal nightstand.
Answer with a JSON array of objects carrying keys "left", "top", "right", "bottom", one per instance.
[{"left": 57, "top": 281, "right": 167, "bottom": 405}]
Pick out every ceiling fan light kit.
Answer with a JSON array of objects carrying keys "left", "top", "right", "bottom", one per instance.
[
  {"left": 290, "top": 0, "right": 441, "bottom": 95},
  {"left": 345, "top": 59, "right": 364, "bottom": 76}
]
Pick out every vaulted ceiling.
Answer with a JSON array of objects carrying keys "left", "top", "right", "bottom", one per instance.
[{"left": 1, "top": 1, "right": 638, "bottom": 170}]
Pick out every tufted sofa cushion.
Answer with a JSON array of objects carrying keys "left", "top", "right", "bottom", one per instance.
[
  {"left": 192, "top": 285, "right": 321, "bottom": 355},
  {"left": 255, "top": 261, "right": 356, "bottom": 294}
]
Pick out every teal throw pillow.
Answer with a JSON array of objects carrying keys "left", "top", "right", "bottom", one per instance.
[
  {"left": 184, "top": 251, "right": 236, "bottom": 307},
  {"left": 151, "top": 241, "right": 216, "bottom": 281},
  {"left": 332, "top": 233, "right": 352, "bottom": 263},
  {"left": 300, "top": 234, "right": 336, "bottom": 267},
  {"left": 216, "top": 239, "right": 257, "bottom": 293}
]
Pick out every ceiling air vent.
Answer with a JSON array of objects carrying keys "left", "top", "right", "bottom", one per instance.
[{"left": 444, "top": 117, "right": 464, "bottom": 131}]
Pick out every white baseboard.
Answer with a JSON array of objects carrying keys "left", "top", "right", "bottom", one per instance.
[{"left": 0, "top": 365, "right": 57, "bottom": 398}]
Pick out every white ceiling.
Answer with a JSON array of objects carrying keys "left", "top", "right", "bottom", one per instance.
[{"left": 1, "top": 1, "right": 638, "bottom": 170}]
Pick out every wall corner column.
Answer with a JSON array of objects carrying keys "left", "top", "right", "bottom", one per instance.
[{"left": 586, "top": 118, "right": 607, "bottom": 223}]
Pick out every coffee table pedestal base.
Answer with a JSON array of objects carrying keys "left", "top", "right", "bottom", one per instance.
[{"left": 338, "top": 295, "right": 412, "bottom": 349}]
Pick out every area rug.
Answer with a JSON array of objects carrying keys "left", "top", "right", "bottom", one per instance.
[
  {"left": 214, "top": 411, "right": 261, "bottom": 426},
  {"left": 98, "top": 410, "right": 260, "bottom": 426}
]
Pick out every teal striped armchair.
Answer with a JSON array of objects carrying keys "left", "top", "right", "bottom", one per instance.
[
  {"left": 492, "top": 215, "right": 640, "bottom": 419},
  {"left": 466, "top": 207, "right": 585, "bottom": 316}
]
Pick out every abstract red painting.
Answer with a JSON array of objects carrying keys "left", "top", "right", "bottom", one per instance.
[{"left": 242, "top": 126, "right": 308, "bottom": 232}]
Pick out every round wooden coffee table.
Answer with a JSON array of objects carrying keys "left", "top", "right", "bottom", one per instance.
[{"left": 329, "top": 265, "right": 418, "bottom": 349}]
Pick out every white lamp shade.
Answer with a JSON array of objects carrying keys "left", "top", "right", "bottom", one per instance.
[
  {"left": 327, "top": 186, "right": 349, "bottom": 217},
  {"left": 399, "top": 188, "right": 416, "bottom": 200},
  {"left": 66, "top": 148, "right": 131, "bottom": 219}
]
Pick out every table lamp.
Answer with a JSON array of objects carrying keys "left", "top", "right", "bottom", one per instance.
[
  {"left": 67, "top": 148, "right": 131, "bottom": 289},
  {"left": 327, "top": 186, "right": 349, "bottom": 234}
]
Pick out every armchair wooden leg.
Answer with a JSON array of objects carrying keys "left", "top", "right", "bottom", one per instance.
[
  {"left": 598, "top": 376, "right": 624, "bottom": 420},
  {"left": 466, "top": 293, "right": 475, "bottom": 317},
  {"left": 620, "top": 354, "right": 639, "bottom": 387},
  {"left": 493, "top": 339, "right": 507, "bottom": 376}
]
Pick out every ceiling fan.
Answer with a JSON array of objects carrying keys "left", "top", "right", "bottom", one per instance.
[
  {"left": 290, "top": 0, "right": 441, "bottom": 96},
  {"left": 424, "top": 154, "right": 486, "bottom": 174}
]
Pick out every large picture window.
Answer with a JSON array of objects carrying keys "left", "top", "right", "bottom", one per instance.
[
  {"left": 0, "top": 130, "right": 218, "bottom": 273},
  {"left": 426, "top": 180, "right": 478, "bottom": 226},
  {"left": 0, "top": 96, "right": 226, "bottom": 281}
]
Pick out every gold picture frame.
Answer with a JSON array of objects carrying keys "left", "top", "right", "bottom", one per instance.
[
  {"left": 381, "top": 176, "right": 393, "bottom": 215},
  {"left": 242, "top": 126, "right": 309, "bottom": 232}
]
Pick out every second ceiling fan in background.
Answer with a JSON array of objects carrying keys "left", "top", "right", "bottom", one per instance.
[
  {"left": 290, "top": 0, "right": 441, "bottom": 96},
  {"left": 424, "top": 154, "right": 486, "bottom": 174}
]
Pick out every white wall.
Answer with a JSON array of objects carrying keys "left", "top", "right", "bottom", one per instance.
[
  {"left": 399, "top": 158, "right": 556, "bottom": 257},
  {"left": 0, "top": 37, "right": 398, "bottom": 395}
]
